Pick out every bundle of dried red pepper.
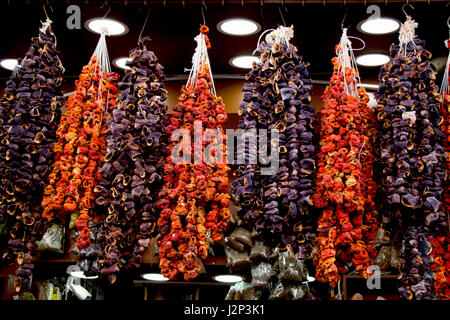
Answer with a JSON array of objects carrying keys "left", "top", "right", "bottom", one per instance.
[
  {"left": 156, "top": 26, "right": 230, "bottom": 281},
  {"left": 0, "top": 20, "right": 65, "bottom": 291},
  {"left": 374, "top": 17, "right": 446, "bottom": 300},
  {"left": 93, "top": 36, "right": 169, "bottom": 283},
  {"left": 312, "top": 30, "right": 378, "bottom": 288},
  {"left": 41, "top": 55, "right": 118, "bottom": 244}
]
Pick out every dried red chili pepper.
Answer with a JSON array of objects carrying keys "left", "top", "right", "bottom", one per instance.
[
  {"left": 156, "top": 27, "right": 230, "bottom": 281},
  {"left": 312, "top": 36, "right": 378, "bottom": 288}
]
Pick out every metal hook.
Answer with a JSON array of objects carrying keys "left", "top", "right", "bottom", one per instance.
[
  {"left": 278, "top": 5, "right": 286, "bottom": 27},
  {"left": 447, "top": 16, "right": 450, "bottom": 29},
  {"left": 341, "top": 6, "right": 349, "bottom": 30},
  {"left": 102, "top": 6, "right": 111, "bottom": 18},
  {"left": 201, "top": 0, "right": 207, "bottom": 25},
  {"left": 43, "top": 4, "right": 49, "bottom": 19},
  {"left": 139, "top": 8, "right": 150, "bottom": 39},
  {"left": 347, "top": 36, "right": 366, "bottom": 51},
  {"left": 402, "top": 3, "right": 414, "bottom": 18},
  {"left": 43, "top": 2, "right": 53, "bottom": 20}
]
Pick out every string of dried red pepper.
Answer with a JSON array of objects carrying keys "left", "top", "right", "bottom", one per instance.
[
  {"left": 312, "top": 30, "right": 378, "bottom": 288},
  {"left": 41, "top": 56, "right": 118, "bottom": 249},
  {"left": 156, "top": 26, "right": 230, "bottom": 281}
]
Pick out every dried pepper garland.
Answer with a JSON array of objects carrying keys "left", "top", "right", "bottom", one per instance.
[
  {"left": 231, "top": 25, "right": 316, "bottom": 258},
  {"left": 41, "top": 33, "right": 119, "bottom": 279},
  {"left": 312, "top": 29, "right": 378, "bottom": 288},
  {"left": 156, "top": 26, "right": 230, "bottom": 281},
  {"left": 374, "top": 16, "right": 446, "bottom": 300},
  {"left": 41, "top": 55, "right": 118, "bottom": 240},
  {"left": 94, "top": 36, "right": 169, "bottom": 283},
  {"left": 0, "top": 20, "right": 65, "bottom": 291}
]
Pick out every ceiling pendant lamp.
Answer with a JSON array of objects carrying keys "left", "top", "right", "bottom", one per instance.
[
  {"left": 357, "top": 5, "right": 400, "bottom": 35},
  {"left": 217, "top": 18, "right": 261, "bottom": 36},
  {"left": 85, "top": 18, "right": 128, "bottom": 36}
]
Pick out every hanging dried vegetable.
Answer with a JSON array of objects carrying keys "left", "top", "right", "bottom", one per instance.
[
  {"left": 230, "top": 25, "right": 316, "bottom": 259},
  {"left": 0, "top": 20, "right": 65, "bottom": 292},
  {"left": 312, "top": 29, "right": 378, "bottom": 288},
  {"left": 94, "top": 36, "right": 169, "bottom": 283},
  {"left": 156, "top": 26, "right": 230, "bottom": 281},
  {"left": 41, "top": 33, "right": 119, "bottom": 278},
  {"left": 428, "top": 38, "right": 450, "bottom": 300},
  {"left": 374, "top": 16, "right": 446, "bottom": 300}
]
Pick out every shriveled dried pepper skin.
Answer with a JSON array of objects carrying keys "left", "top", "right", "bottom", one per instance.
[
  {"left": 157, "top": 28, "right": 230, "bottom": 281},
  {"left": 313, "top": 44, "right": 378, "bottom": 288}
]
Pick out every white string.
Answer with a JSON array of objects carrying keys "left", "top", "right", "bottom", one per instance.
[
  {"left": 336, "top": 28, "right": 359, "bottom": 97},
  {"left": 39, "top": 17, "right": 52, "bottom": 33},
  {"left": 398, "top": 15, "right": 419, "bottom": 57},
  {"left": 186, "top": 33, "right": 216, "bottom": 96},
  {"left": 88, "top": 30, "right": 112, "bottom": 127},
  {"left": 265, "top": 25, "right": 294, "bottom": 46},
  {"left": 439, "top": 49, "right": 449, "bottom": 96},
  {"left": 252, "top": 28, "right": 275, "bottom": 55}
]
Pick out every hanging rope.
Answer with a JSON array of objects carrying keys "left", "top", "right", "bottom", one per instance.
[
  {"left": 398, "top": 15, "right": 419, "bottom": 57},
  {"left": 265, "top": 25, "right": 294, "bottom": 46},
  {"left": 186, "top": 28, "right": 216, "bottom": 97},
  {"left": 139, "top": 8, "right": 151, "bottom": 39},
  {"left": 335, "top": 28, "right": 360, "bottom": 97},
  {"left": 89, "top": 30, "right": 112, "bottom": 127}
]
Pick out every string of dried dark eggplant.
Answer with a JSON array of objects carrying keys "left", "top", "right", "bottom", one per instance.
[
  {"left": 0, "top": 19, "right": 65, "bottom": 292},
  {"left": 231, "top": 25, "right": 316, "bottom": 259},
  {"left": 374, "top": 16, "right": 446, "bottom": 300},
  {"left": 94, "top": 36, "right": 169, "bottom": 283}
]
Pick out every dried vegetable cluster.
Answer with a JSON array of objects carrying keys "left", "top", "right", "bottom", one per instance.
[
  {"left": 230, "top": 26, "right": 316, "bottom": 259},
  {"left": 428, "top": 40, "right": 450, "bottom": 300},
  {"left": 156, "top": 26, "right": 230, "bottom": 281},
  {"left": 312, "top": 40, "right": 378, "bottom": 288},
  {"left": 0, "top": 21, "right": 65, "bottom": 291},
  {"left": 41, "top": 56, "right": 119, "bottom": 251},
  {"left": 374, "top": 30, "right": 446, "bottom": 299},
  {"left": 94, "top": 37, "right": 169, "bottom": 282}
]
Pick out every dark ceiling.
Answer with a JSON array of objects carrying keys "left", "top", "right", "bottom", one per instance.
[{"left": 0, "top": 0, "right": 449, "bottom": 90}]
